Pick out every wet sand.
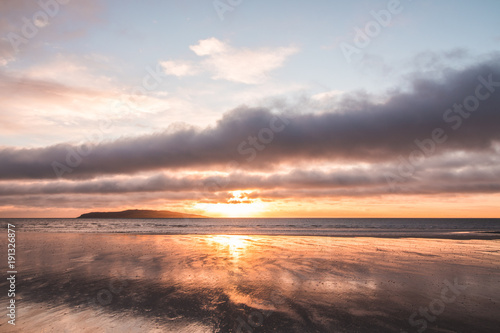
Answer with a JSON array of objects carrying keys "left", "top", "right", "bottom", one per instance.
[{"left": 1, "top": 233, "right": 499, "bottom": 332}]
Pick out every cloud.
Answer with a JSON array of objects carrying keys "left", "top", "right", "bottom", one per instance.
[
  {"left": 0, "top": 66, "right": 119, "bottom": 145},
  {"left": 1, "top": 57, "right": 500, "bottom": 183},
  {"left": 311, "top": 90, "right": 344, "bottom": 101},
  {"left": 0, "top": 0, "right": 104, "bottom": 65},
  {"left": 0, "top": 61, "right": 212, "bottom": 147},
  {"left": 159, "top": 60, "right": 199, "bottom": 77},
  {"left": 1, "top": 149, "right": 499, "bottom": 198},
  {"left": 189, "top": 37, "right": 228, "bottom": 56},
  {"left": 1, "top": 151, "right": 500, "bottom": 213},
  {"left": 22, "top": 53, "right": 117, "bottom": 88},
  {"left": 0, "top": 168, "right": 382, "bottom": 196},
  {"left": 162, "top": 38, "right": 299, "bottom": 84}
]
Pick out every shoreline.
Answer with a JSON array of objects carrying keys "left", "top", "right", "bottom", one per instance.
[{"left": 11, "top": 230, "right": 500, "bottom": 240}]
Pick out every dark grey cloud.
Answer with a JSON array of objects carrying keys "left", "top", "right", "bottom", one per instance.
[
  {"left": 0, "top": 192, "right": 199, "bottom": 209},
  {"left": 1, "top": 150, "right": 499, "bottom": 201},
  {"left": 0, "top": 168, "right": 389, "bottom": 196},
  {"left": 1, "top": 57, "right": 500, "bottom": 180}
]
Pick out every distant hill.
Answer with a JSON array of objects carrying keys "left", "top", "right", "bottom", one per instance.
[{"left": 77, "top": 209, "right": 207, "bottom": 219}]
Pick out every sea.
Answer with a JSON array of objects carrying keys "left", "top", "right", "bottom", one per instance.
[{"left": 3, "top": 217, "right": 500, "bottom": 237}]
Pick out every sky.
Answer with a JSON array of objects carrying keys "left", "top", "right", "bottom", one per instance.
[{"left": 1, "top": 0, "right": 500, "bottom": 218}]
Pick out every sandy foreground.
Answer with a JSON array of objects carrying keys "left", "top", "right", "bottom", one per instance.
[{"left": 0, "top": 233, "right": 499, "bottom": 332}]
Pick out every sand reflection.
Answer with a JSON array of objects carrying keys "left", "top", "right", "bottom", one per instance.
[
  {"left": 206, "top": 235, "right": 251, "bottom": 260},
  {"left": 1, "top": 233, "right": 498, "bottom": 332}
]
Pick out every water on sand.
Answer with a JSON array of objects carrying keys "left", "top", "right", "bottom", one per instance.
[{"left": 1, "top": 221, "right": 499, "bottom": 332}]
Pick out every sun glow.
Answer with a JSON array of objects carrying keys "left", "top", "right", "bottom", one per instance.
[
  {"left": 206, "top": 235, "right": 250, "bottom": 257},
  {"left": 208, "top": 235, "right": 249, "bottom": 248},
  {"left": 194, "top": 191, "right": 267, "bottom": 217},
  {"left": 195, "top": 201, "right": 266, "bottom": 217}
]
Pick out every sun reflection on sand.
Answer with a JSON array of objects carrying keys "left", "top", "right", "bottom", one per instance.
[
  {"left": 11, "top": 233, "right": 500, "bottom": 332},
  {"left": 206, "top": 235, "right": 251, "bottom": 258}
]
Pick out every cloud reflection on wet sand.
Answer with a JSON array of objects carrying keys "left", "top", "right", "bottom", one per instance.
[{"left": 1, "top": 233, "right": 499, "bottom": 332}]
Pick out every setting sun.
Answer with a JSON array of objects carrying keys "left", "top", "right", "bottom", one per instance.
[
  {"left": 194, "top": 191, "right": 267, "bottom": 217},
  {"left": 194, "top": 201, "right": 267, "bottom": 217}
]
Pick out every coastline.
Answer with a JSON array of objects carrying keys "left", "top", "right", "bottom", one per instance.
[{"left": 7, "top": 230, "right": 500, "bottom": 240}]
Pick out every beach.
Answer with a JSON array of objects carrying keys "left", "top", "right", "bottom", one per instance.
[{"left": 1, "top": 231, "right": 499, "bottom": 332}]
